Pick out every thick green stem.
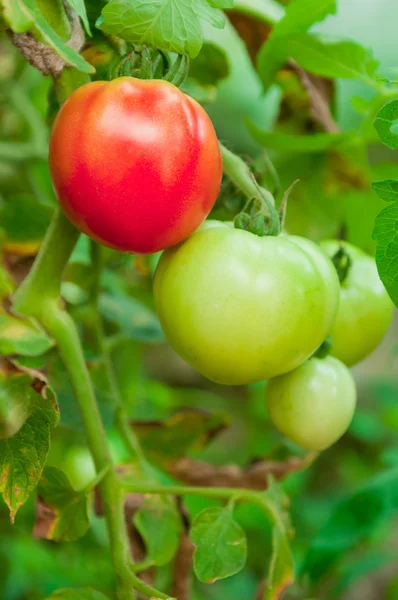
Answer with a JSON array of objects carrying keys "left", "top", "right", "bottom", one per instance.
[
  {"left": 41, "top": 303, "right": 138, "bottom": 600},
  {"left": 12, "top": 212, "right": 138, "bottom": 599}
]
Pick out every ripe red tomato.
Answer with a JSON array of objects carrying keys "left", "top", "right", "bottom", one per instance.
[{"left": 49, "top": 78, "right": 222, "bottom": 254}]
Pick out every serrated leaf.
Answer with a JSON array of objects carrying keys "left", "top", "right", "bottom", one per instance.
[
  {"left": 132, "top": 410, "right": 229, "bottom": 462},
  {"left": 0, "top": 371, "right": 59, "bottom": 520},
  {"left": 257, "top": 0, "right": 337, "bottom": 90},
  {"left": 66, "top": 0, "right": 91, "bottom": 35},
  {"left": 34, "top": 466, "right": 91, "bottom": 542},
  {"left": 190, "top": 505, "right": 247, "bottom": 583},
  {"left": 0, "top": 310, "right": 53, "bottom": 357},
  {"left": 265, "top": 528, "right": 295, "bottom": 600},
  {"left": 372, "top": 200, "right": 398, "bottom": 307},
  {"left": 45, "top": 589, "right": 109, "bottom": 600},
  {"left": 2, "top": 0, "right": 94, "bottom": 73},
  {"left": 372, "top": 180, "right": 398, "bottom": 203},
  {"left": 248, "top": 125, "right": 352, "bottom": 153},
  {"left": 97, "top": 0, "right": 230, "bottom": 58},
  {"left": 261, "top": 478, "right": 294, "bottom": 600},
  {"left": 303, "top": 468, "right": 398, "bottom": 583},
  {"left": 99, "top": 292, "right": 164, "bottom": 343},
  {"left": 374, "top": 99, "right": 398, "bottom": 149},
  {"left": 274, "top": 33, "right": 379, "bottom": 83},
  {"left": 134, "top": 495, "right": 182, "bottom": 565}
]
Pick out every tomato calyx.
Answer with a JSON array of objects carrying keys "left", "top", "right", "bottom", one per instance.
[
  {"left": 109, "top": 45, "right": 190, "bottom": 87},
  {"left": 234, "top": 178, "right": 281, "bottom": 237},
  {"left": 331, "top": 245, "right": 352, "bottom": 283},
  {"left": 313, "top": 336, "right": 333, "bottom": 359}
]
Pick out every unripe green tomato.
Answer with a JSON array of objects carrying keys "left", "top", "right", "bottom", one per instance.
[
  {"left": 266, "top": 356, "right": 357, "bottom": 451},
  {"left": 154, "top": 222, "right": 340, "bottom": 385},
  {"left": 321, "top": 240, "right": 394, "bottom": 366}
]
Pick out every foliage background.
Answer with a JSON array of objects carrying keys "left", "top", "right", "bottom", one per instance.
[{"left": 1, "top": 0, "right": 398, "bottom": 599}]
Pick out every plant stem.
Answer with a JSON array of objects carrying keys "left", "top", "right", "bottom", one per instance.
[
  {"left": 89, "top": 243, "right": 149, "bottom": 468},
  {"left": 12, "top": 212, "right": 139, "bottom": 600},
  {"left": 42, "top": 302, "right": 138, "bottom": 600},
  {"left": 220, "top": 143, "right": 275, "bottom": 208},
  {"left": 120, "top": 481, "right": 286, "bottom": 533}
]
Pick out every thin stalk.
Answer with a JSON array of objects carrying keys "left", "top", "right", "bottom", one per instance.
[
  {"left": 120, "top": 481, "right": 286, "bottom": 534},
  {"left": 220, "top": 143, "right": 275, "bottom": 208},
  {"left": 89, "top": 243, "right": 149, "bottom": 469}
]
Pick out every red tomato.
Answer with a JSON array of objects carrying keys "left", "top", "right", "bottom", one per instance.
[{"left": 49, "top": 78, "right": 222, "bottom": 253}]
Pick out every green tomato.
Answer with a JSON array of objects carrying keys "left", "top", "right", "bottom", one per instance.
[
  {"left": 154, "top": 223, "right": 340, "bottom": 385},
  {"left": 321, "top": 240, "right": 394, "bottom": 366},
  {"left": 266, "top": 356, "right": 357, "bottom": 451}
]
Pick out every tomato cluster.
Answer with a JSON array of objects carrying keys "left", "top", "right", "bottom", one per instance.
[
  {"left": 49, "top": 78, "right": 394, "bottom": 453},
  {"left": 154, "top": 225, "right": 393, "bottom": 451}
]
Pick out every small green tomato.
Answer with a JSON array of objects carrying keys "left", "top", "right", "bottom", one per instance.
[{"left": 266, "top": 355, "right": 357, "bottom": 451}]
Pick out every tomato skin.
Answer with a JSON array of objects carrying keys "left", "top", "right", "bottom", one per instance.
[
  {"left": 154, "top": 223, "right": 340, "bottom": 385},
  {"left": 266, "top": 356, "right": 356, "bottom": 451},
  {"left": 49, "top": 78, "right": 222, "bottom": 254},
  {"left": 321, "top": 240, "right": 394, "bottom": 366}
]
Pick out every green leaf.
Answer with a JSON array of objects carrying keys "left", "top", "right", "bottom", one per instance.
[
  {"left": 99, "top": 292, "right": 164, "bottom": 343},
  {"left": 132, "top": 410, "right": 229, "bottom": 462},
  {"left": 45, "top": 589, "right": 109, "bottom": 600},
  {"left": 232, "top": 0, "right": 285, "bottom": 25},
  {"left": 372, "top": 179, "right": 398, "bottom": 203},
  {"left": 372, "top": 198, "right": 398, "bottom": 307},
  {"left": 190, "top": 505, "right": 247, "bottom": 583},
  {"left": 1, "top": 0, "right": 32, "bottom": 32},
  {"left": 374, "top": 99, "right": 398, "bottom": 149},
  {"left": 0, "top": 370, "right": 59, "bottom": 520},
  {"left": 0, "top": 370, "right": 33, "bottom": 439},
  {"left": 97, "top": 0, "right": 232, "bottom": 58},
  {"left": 273, "top": 33, "right": 379, "bottom": 84},
  {"left": 0, "top": 310, "right": 53, "bottom": 357},
  {"left": 2, "top": 0, "right": 94, "bottom": 73},
  {"left": 189, "top": 43, "right": 229, "bottom": 86},
  {"left": 66, "top": 0, "right": 91, "bottom": 35},
  {"left": 262, "top": 478, "right": 294, "bottom": 600},
  {"left": 35, "top": 467, "right": 91, "bottom": 542},
  {"left": 248, "top": 125, "right": 353, "bottom": 153},
  {"left": 303, "top": 468, "right": 398, "bottom": 583},
  {"left": 134, "top": 495, "right": 182, "bottom": 566},
  {"left": 257, "top": 0, "right": 337, "bottom": 90}
]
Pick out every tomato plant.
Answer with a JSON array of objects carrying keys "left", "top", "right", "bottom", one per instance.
[
  {"left": 321, "top": 240, "right": 394, "bottom": 366},
  {"left": 266, "top": 355, "right": 357, "bottom": 451},
  {"left": 49, "top": 78, "right": 222, "bottom": 254},
  {"left": 1, "top": 1, "right": 398, "bottom": 600},
  {"left": 154, "top": 221, "right": 339, "bottom": 385}
]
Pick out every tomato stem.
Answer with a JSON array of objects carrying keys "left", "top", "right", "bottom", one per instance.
[
  {"left": 220, "top": 143, "right": 281, "bottom": 236},
  {"left": 313, "top": 337, "right": 333, "bottom": 359},
  {"left": 89, "top": 242, "right": 150, "bottom": 470},
  {"left": 332, "top": 245, "right": 352, "bottom": 284}
]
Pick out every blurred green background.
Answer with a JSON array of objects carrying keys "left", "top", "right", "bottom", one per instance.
[{"left": 1, "top": 0, "right": 398, "bottom": 599}]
